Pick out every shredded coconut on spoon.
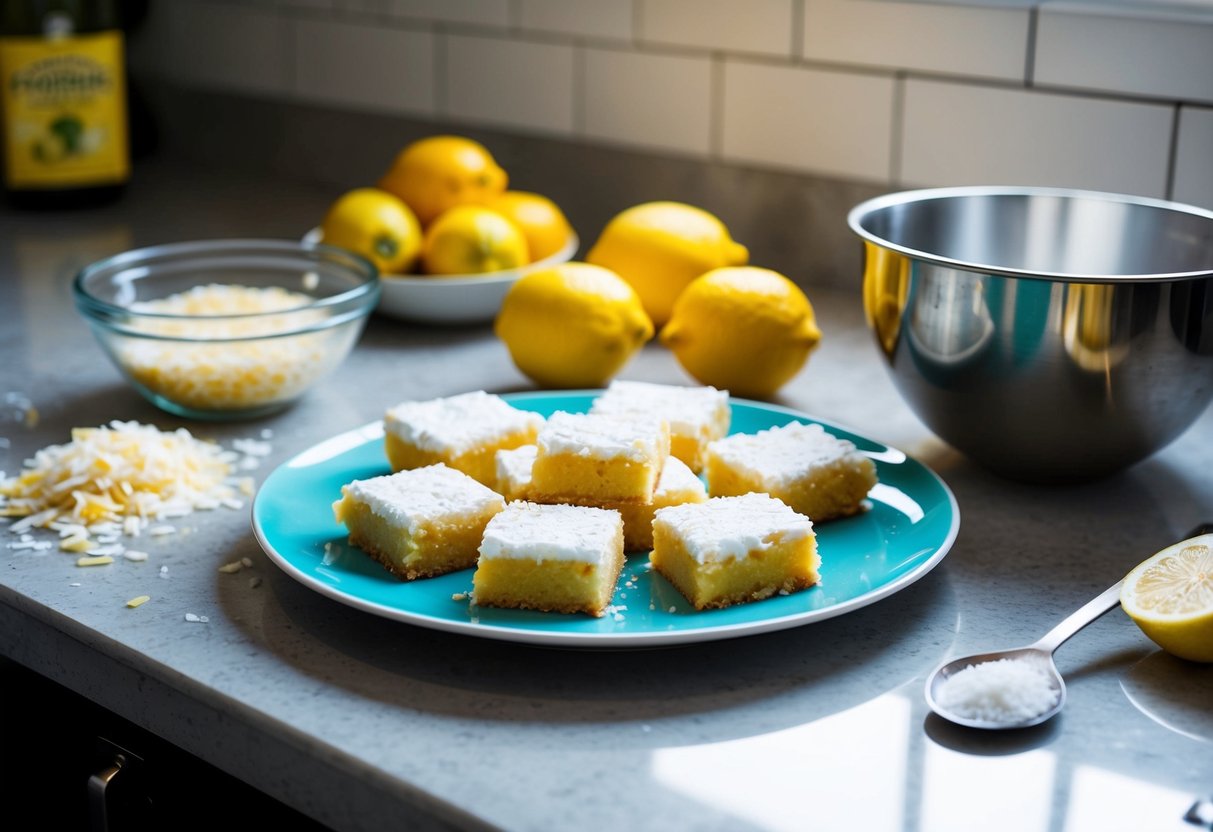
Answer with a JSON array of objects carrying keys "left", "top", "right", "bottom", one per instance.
[{"left": 935, "top": 657, "right": 1060, "bottom": 724}]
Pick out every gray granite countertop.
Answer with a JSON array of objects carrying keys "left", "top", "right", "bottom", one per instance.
[{"left": 2, "top": 155, "right": 1212, "bottom": 832}]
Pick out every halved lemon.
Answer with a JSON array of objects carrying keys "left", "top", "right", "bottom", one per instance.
[{"left": 1120, "top": 533, "right": 1213, "bottom": 663}]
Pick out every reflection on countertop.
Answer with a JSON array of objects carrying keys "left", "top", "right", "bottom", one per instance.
[{"left": 1, "top": 146, "right": 1212, "bottom": 832}]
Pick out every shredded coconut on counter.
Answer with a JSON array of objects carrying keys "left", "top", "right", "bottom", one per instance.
[{"left": 1, "top": 421, "right": 265, "bottom": 560}]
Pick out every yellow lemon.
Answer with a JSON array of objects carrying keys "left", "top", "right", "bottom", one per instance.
[
  {"left": 319, "top": 187, "right": 422, "bottom": 274},
  {"left": 378, "top": 135, "right": 508, "bottom": 227},
  {"left": 495, "top": 262, "right": 654, "bottom": 388},
  {"left": 661, "top": 267, "right": 821, "bottom": 398},
  {"left": 1121, "top": 533, "right": 1213, "bottom": 663},
  {"left": 421, "top": 206, "right": 530, "bottom": 276},
  {"left": 586, "top": 201, "right": 749, "bottom": 326},
  {"left": 486, "top": 190, "right": 574, "bottom": 263}
]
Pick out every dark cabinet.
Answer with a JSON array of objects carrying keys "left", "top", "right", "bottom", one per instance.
[{"left": 0, "top": 657, "right": 331, "bottom": 831}]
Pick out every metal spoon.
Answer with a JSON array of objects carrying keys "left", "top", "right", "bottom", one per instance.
[
  {"left": 926, "top": 524, "right": 1213, "bottom": 730},
  {"left": 924, "top": 580, "right": 1124, "bottom": 730}
]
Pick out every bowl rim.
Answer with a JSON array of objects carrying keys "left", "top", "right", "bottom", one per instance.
[
  {"left": 301, "top": 228, "right": 580, "bottom": 286},
  {"left": 847, "top": 185, "right": 1213, "bottom": 284},
  {"left": 72, "top": 238, "right": 381, "bottom": 326}
]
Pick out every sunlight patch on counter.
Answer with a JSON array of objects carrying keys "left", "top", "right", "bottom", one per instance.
[
  {"left": 920, "top": 744, "right": 1054, "bottom": 832},
  {"left": 651, "top": 693, "right": 910, "bottom": 832},
  {"left": 1063, "top": 765, "right": 1195, "bottom": 832}
]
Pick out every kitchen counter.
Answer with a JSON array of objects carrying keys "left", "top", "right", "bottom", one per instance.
[{"left": 3, "top": 155, "right": 1213, "bottom": 832}]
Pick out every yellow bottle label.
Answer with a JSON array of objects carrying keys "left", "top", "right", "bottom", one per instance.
[{"left": 0, "top": 31, "right": 129, "bottom": 189}]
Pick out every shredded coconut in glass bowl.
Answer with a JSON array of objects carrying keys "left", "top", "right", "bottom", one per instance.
[
  {"left": 114, "top": 284, "right": 342, "bottom": 414},
  {"left": 73, "top": 240, "right": 379, "bottom": 420}
]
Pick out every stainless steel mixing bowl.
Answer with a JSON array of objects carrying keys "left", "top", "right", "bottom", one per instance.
[{"left": 848, "top": 186, "right": 1213, "bottom": 482}]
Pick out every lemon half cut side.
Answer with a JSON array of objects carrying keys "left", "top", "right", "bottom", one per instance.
[{"left": 1120, "top": 533, "right": 1213, "bottom": 663}]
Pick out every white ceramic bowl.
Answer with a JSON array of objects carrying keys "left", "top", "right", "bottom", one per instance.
[{"left": 303, "top": 228, "right": 579, "bottom": 325}]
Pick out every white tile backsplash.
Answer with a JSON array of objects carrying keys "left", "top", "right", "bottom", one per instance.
[
  {"left": 518, "top": 0, "right": 634, "bottom": 42},
  {"left": 638, "top": 0, "right": 794, "bottom": 57},
  {"left": 155, "top": 3, "right": 292, "bottom": 97},
  {"left": 1173, "top": 106, "right": 1213, "bottom": 209},
  {"left": 130, "top": 0, "right": 1213, "bottom": 208},
  {"left": 901, "top": 79, "right": 1173, "bottom": 198},
  {"left": 721, "top": 61, "right": 895, "bottom": 182},
  {"left": 444, "top": 35, "right": 575, "bottom": 135},
  {"left": 803, "top": 0, "right": 1030, "bottom": 81},
  {"left": 276, "top": 0, "right": 335, "bottom": 9},
  {"left": 1035, "top": 6, "right": 1213, "bottom": 103},
  {"left": 381, "top": 0, "right": 512, "bottom": 28},
  {"left": 274, "top": 0, "right": 332, "bottom": 9},
  {"left": 582, "top": 48, "right": 713, "bottom": 156},
  {"left": 294, "top": 20, "right": 434, "bottom": 115}
]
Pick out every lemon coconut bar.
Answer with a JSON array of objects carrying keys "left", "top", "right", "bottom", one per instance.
[
  {"left": 495, "top": 444, "right": 706, "bottom": 550},
  {"left": 529, "top": 412, "right": 669, "bottom": 505},
  {"left": 333, "top": 464, "right": 505, "bottom": 580},
  {"left": 384, "top": 391, "right": 544, "bottom": 487},
  {"left": 651, "top": 493, "right": 819, "bottom": 610},
  {"left": 494, "top": 443, "right": 540, "bottom": 503},
  {"left": 706, "top": 422, "right": 877, "bottom": 522},
  {"left": 472, "top": 502, "right": 626, "bottom": 617},
  {"left": 589, "top": 380, "right": 729, "bottom": 472}
]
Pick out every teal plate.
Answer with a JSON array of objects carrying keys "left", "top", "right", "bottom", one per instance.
[{"left": 252, "top": 392, "right": 959, "bottom": 648}]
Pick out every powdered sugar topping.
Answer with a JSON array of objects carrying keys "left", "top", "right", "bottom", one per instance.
[
  {"left": 708, "top": 422, "right": 867, "bottom": 486},
  {"left": 479, "top": 502, "right": 622, "bottom": 565},
  {"left": 342, "top": 464, "right": 503, "bottom": 530},
  {"left": 495, "top": 444, "right": 538, "bottom": 496},
  {"left": 654, "top": 493, "right": 813, "bottom": 563},
  {"left": 384, "top": 392, "right": 543, "bottom": 455},
  {"left": 590, "top": 380, "right": 729, "bottom": 438},
  {"left": 538, "top": 412, "right": 666, "bottom": 462}
]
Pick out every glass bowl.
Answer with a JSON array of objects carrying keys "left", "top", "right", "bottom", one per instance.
[{"left": 73, "top": 239, "right": 380, "bottom": 420}]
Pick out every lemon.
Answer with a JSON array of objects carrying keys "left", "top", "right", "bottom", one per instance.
[
  {"left": 319, "top": 188, "right": 422, "bottom": 275},
  {"left": 1121, "top": 534, "right": 1213, "bottom": 663},
  {"left": 495, "top": 262, "right": 654, "bottom": 388},
  {"left": 421, "top": 206, "right": 530, "bottom": 276},
  {"left": 378, "top": 135, "right": 508, "bottom": 226},
  {"left": 661, "top": 266, "right": 822, "bottom": 398},
  {"left": 487, "top": 190, "right": 574, "bottom": 263},
  {"left": 586, "top": 201, "right": 749, "bottom": 326}
]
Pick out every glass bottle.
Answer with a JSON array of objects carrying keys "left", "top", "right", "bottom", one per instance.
[{"left": 0, "top": 0, "right": 129, "bottom": 208}]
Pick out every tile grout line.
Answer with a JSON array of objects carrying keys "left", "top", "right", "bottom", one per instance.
[
  {"left": 1165, "top": 103, "right": 1181, "bottom": 201},
  {"left": 283, "top": 14, "right": 298, "bottom": 101},
  {"left": 791, "top": 0, "right": 805, "bottom": 60},
  {"left": 572, "top": 42, "right": 587, "bottom": 138},
  {"left": 709, "top": 54, "right": 725, "bottom": 160},
  {"left": 265, "top": 4, "right": 1206, "bottom": 113},
  {"left": 890, "top": 71, "right": 905, "bottom": 186},
  {"left": 1024, "top": 6, "right": 1039, "bottom": 86},
  {"left": 167, "top": 0, "right": 1209, "bottom": 198},
  {"left": 433, "top": 24, "right": 448, "bottom": 119}
]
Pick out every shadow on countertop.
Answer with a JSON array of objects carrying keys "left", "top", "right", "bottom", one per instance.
[
  {"left": 218, "top": 558, "right": 960, "bottom": 748},
  {"left": 210, "top": 406, "right": 1212, "bottom": 750}
]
